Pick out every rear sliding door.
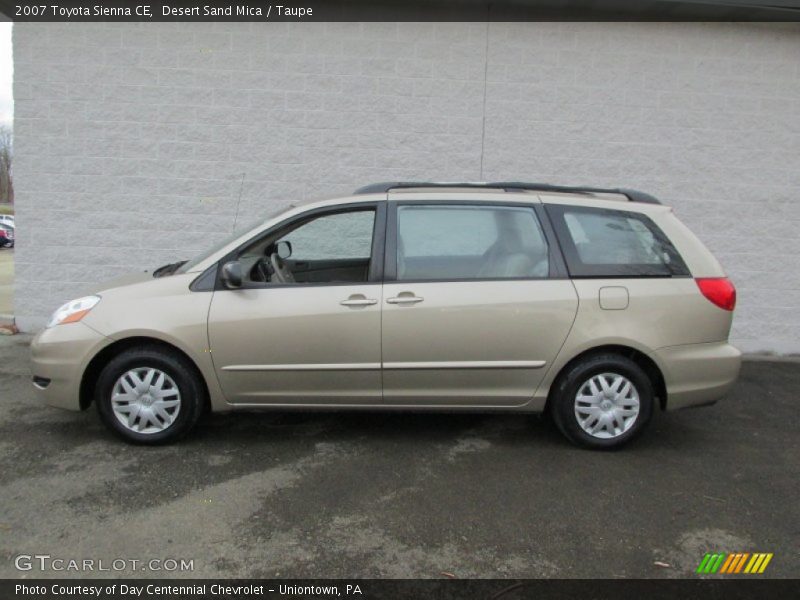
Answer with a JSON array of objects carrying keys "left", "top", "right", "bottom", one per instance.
[{"left": 380, "top": 201, "right": 578, "bottom": 407}]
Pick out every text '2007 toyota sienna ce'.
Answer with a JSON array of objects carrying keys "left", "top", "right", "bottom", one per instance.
[{"left": 31, "top": 182, "right": 741, "bottom": 449}]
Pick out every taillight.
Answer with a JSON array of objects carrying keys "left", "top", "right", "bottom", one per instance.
[{"left": 696, "top": 277, "right": 736, "bottom": 311}]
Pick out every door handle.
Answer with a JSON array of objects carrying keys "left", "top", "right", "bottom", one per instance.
[
  {"left": 340, "top": 297, "right": 378, "bottom": 307},
  {"left": 386, "top": 295, "right": 424, "bottom": 305}
]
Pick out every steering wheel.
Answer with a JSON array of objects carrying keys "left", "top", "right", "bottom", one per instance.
[
  {"left": 254, "top": 257, "right": 271, "bottom": 282},
  {"left": 269, "top": 252, "right": 295, "bottom": 284}
]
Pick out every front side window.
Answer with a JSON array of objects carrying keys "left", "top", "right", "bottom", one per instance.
[
  {"left": 238, "top": 207, "right": 377, "bottom": 285},
  {"left": 547, "top": 204, "right": 689, "bottom": 277},
  {"left": 396, "top": 205, "right": 550, "bottom": 281},
  {"left": 279, "top": 211, "right": 374, "bottom": 261}
]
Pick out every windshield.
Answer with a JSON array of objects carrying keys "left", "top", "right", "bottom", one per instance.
[{"left": 177, "top": 205, "right": 295, "bottom": 273}]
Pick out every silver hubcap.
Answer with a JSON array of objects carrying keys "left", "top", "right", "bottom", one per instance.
[
  {"left": 574, "top": 372, "right": 640, "bottom": 439},
  {"left": 111, "top": 368, "right": 181, "bottom": 434}
]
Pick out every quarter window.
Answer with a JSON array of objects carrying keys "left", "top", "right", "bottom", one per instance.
[
  {"left": 546, "top": 205, "right": 689, "bottom": 277},
  {"left": 396, "top": 205, "right": 550, "bottom": 281}
]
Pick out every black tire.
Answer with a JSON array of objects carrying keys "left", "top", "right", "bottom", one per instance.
[
  {"left": 95, "top": 346, "right": 206, "bottom": 444},
  {"left": 550, "top": 353, "right": 654, "bottom": 449}
]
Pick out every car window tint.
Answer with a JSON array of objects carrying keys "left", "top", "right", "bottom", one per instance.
[
  {"left": 549, "top": 205, "right": 689, "bottom": 277},
  {"left": 281, "top": 210, "right": 375, "bottom": 260},
  {"left": 396, "top": 205, "right": 549, "bottom": 280}
]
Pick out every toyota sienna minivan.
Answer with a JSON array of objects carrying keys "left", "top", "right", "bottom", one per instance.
[{"left": 31, "top": 182, "right": 741, "bottom": 448}]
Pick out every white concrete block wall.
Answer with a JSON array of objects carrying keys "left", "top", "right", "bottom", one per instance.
[
  {"left": 11, "top": 22, "right": 800, "bottom": 353},
  {"left": 481, "top": 22, "right": 800, "bottom": 354}
]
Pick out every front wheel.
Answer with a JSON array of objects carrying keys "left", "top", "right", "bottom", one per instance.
[
  {"left": 95, "top": 346, "right": 206, "bottom": 444},
  {"left": 550, "top": 353, "right": 654, "bottom": 449}
]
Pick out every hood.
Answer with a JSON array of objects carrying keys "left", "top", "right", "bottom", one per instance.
[{"left": 90, "top": 271, "right": 154, "bottom": 295}]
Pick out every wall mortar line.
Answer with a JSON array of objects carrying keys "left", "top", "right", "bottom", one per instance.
[{"left": 478, "top": 19, "right": 490, "bottom": 181}]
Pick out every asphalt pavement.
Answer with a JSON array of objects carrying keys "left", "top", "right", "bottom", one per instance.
[{"left": 0, "top": 334, "right": 797, "bottom": 579}]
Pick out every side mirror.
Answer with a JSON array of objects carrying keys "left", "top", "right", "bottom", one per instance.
[
  {"left": 220, "top": 261, "right": 243, "bottom": 289},
  {"left": 276, "top": 240, "right": 292, "bottom": 260}
]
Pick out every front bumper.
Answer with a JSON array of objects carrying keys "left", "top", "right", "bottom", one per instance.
[
  {"left": 30, "top": 322, "right": 111, "bottom": 411},
  {"left": 654, "top": 341, "right": 742, "bottom": 410}
]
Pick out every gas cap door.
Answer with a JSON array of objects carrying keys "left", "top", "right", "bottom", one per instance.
[{"left": 599, "top": 286, "right": 629, "bottom": 310}]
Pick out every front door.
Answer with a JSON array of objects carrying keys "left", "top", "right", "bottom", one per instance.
[
  {"left": 381, "top": 201, "right": 578, "bottom": 406},
  {"left": 208, "top": 204, "right": 385, "bottom": 405}
]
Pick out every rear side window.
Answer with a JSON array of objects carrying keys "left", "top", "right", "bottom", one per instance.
[
  {"left": 546, "top": 204, "right": 689, "bottom": 277},
  {"left": 396, "top": 205, "right": 550, "bottom": 281}
]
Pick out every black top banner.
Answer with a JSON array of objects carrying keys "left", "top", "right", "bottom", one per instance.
[{"left": 1, "top": 0, "right": 800, "bottom": 22}]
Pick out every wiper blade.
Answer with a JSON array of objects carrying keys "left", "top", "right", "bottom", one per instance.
[
  {"left": 152, "top": 260, "right": 187, "bottom": 278},
  {"left": 152, "top": 263, "right": 171, "bottom": 277}
]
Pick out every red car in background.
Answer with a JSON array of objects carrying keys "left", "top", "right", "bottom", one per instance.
[{"left": 0, "top": 222, "right": 14, "bottom": 248}]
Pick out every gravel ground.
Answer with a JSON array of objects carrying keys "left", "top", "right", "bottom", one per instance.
[{"left": 0, "top": 334, "right": 797, "bottom": 579}]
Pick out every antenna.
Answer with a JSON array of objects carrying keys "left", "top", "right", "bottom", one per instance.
[{"left": 232, "top": 172, "right": 245, "bottom": 232}]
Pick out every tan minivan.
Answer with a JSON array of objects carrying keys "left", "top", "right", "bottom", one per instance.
[{"left": 31, "top": 182, "right": 741, "bottom": 448}]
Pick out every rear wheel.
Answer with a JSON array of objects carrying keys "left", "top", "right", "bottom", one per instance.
[
  {"left": 95, "top": 346, "right": 205, "bottom": 444},
  {"left": 550, "top": 353, "right": 653, "bottom": 449}
]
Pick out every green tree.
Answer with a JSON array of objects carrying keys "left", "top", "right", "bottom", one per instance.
[{"left": 0, "top": 125, "right": 12, "bottom": 204}]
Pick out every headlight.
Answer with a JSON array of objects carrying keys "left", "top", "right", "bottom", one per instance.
[{"left": 46, "top": 295, "right": 101, "bottom": 328}]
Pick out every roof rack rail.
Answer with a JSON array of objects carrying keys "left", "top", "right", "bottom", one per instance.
[{"left": 353, "top": 181, "right": 661, "bottom": 205}]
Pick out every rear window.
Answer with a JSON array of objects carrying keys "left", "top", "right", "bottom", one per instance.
[{"left": 546, "top": 204, "right": 689, "bottom": 278}]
